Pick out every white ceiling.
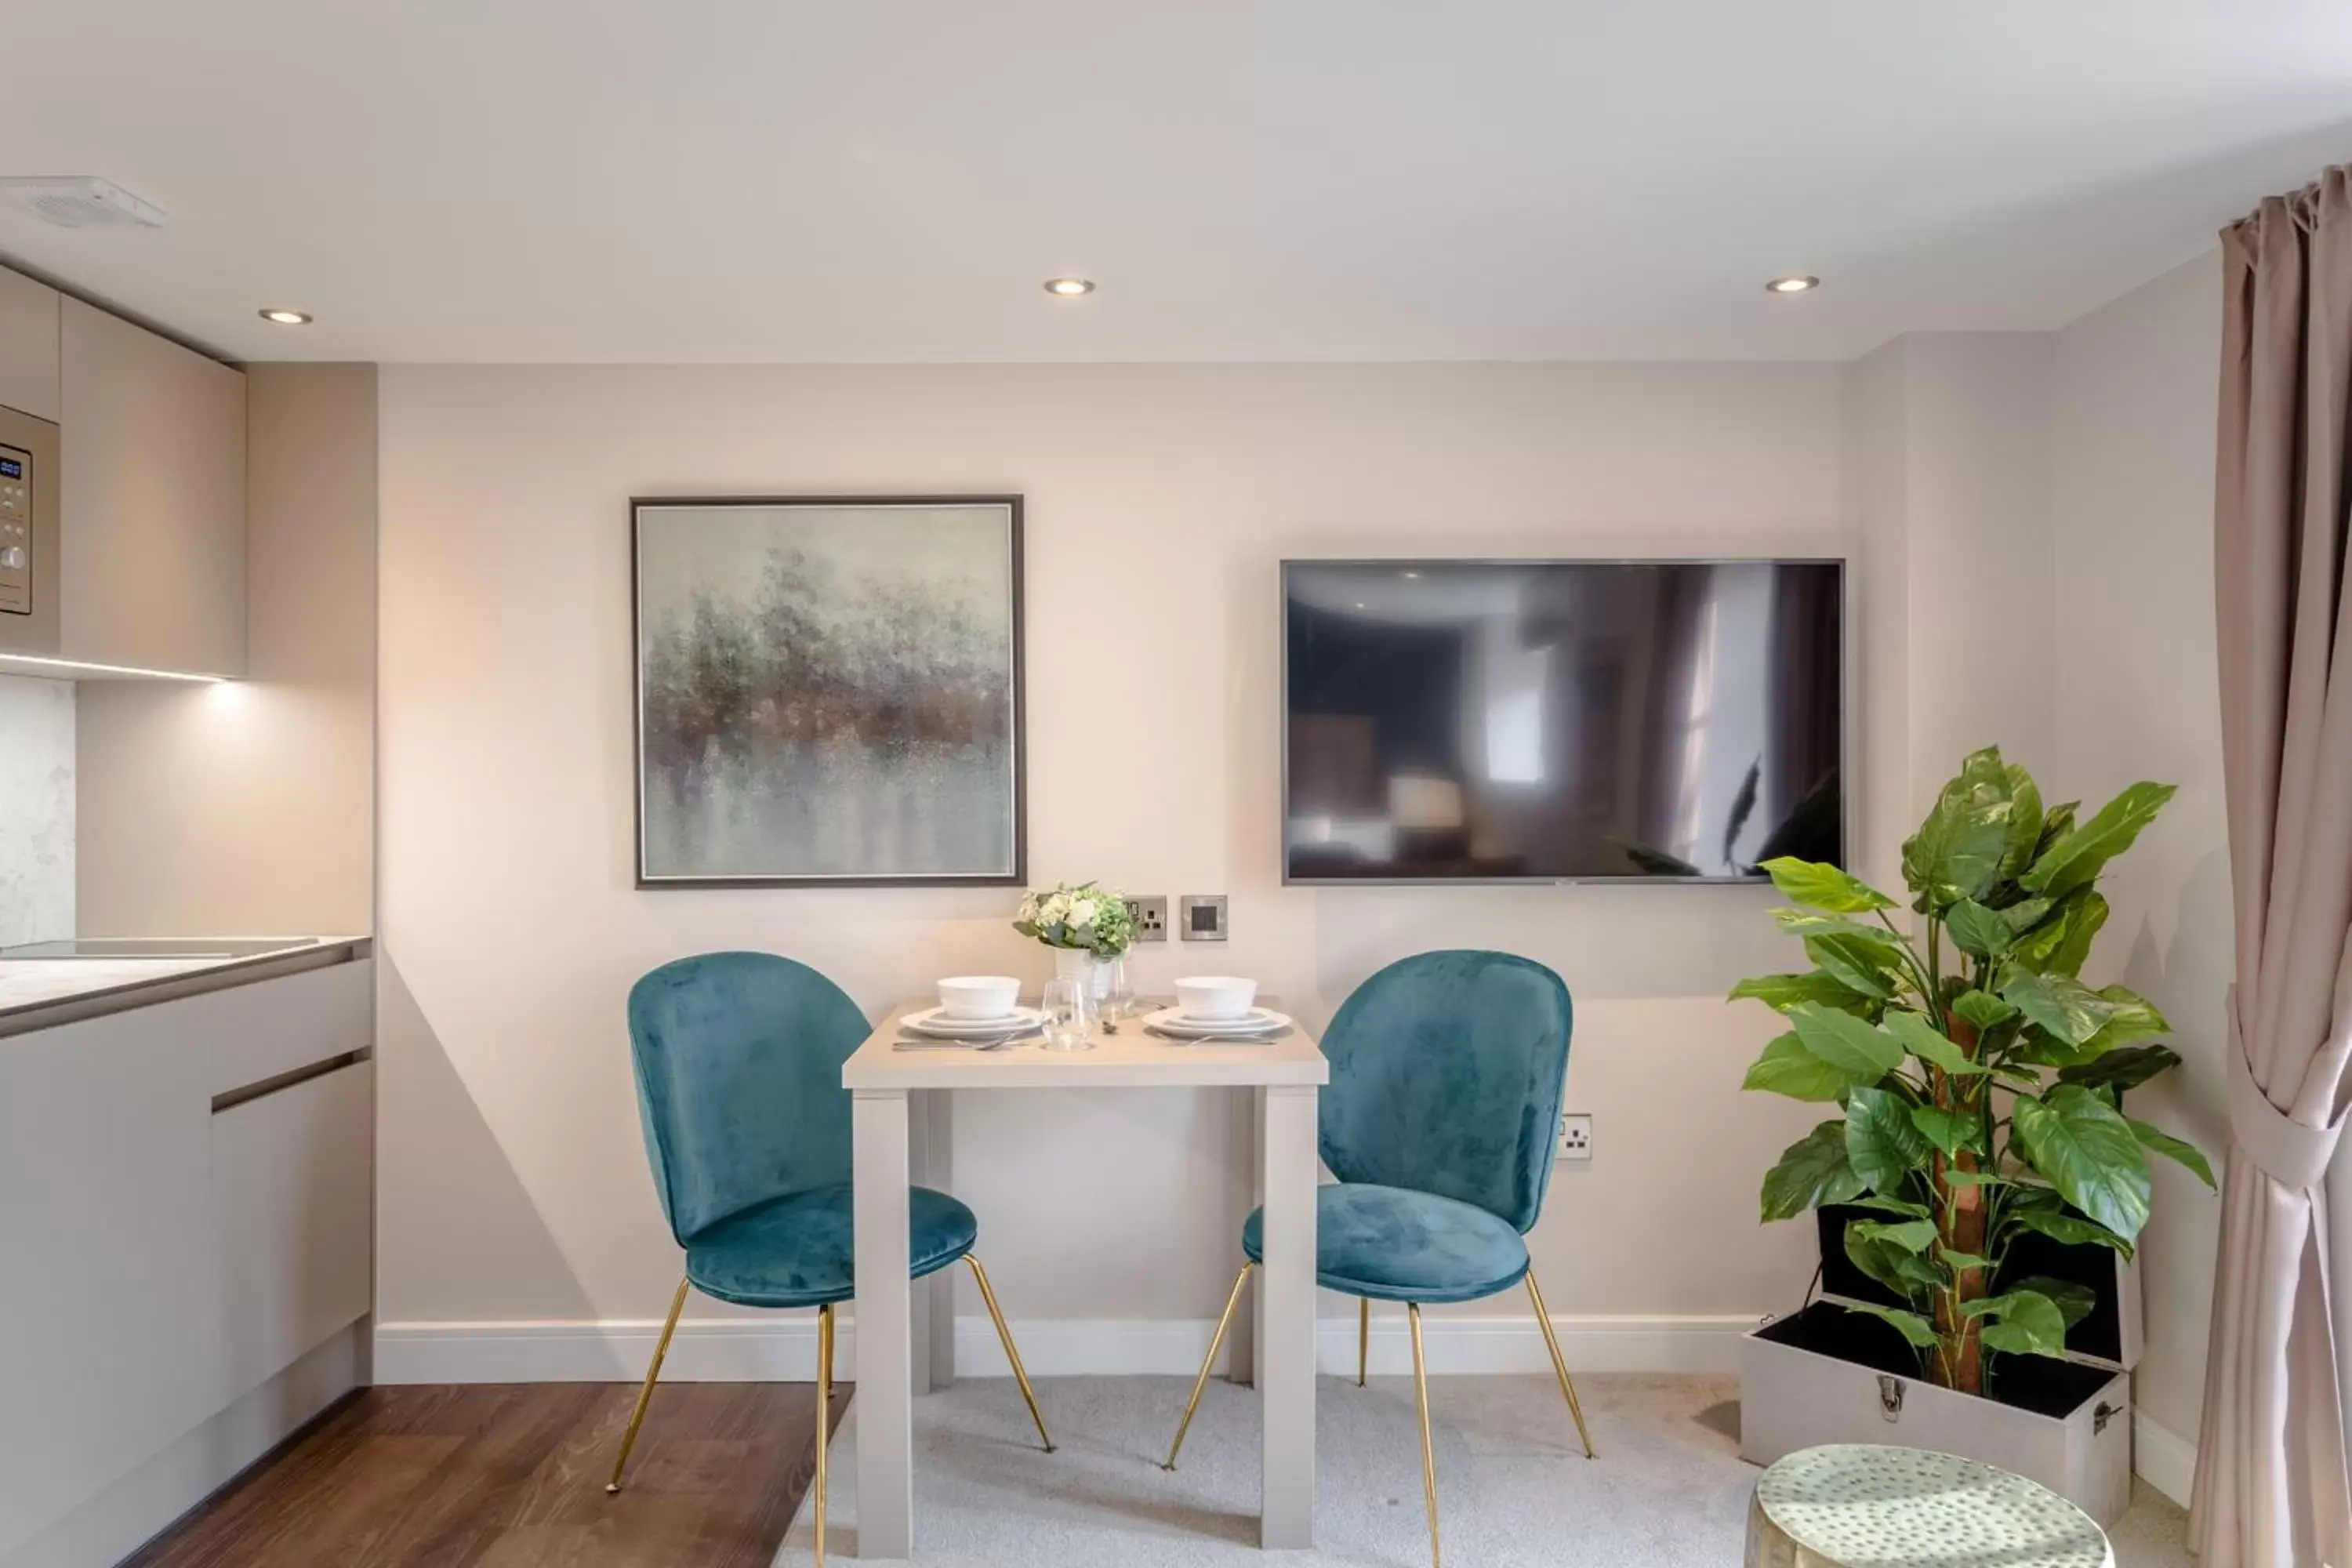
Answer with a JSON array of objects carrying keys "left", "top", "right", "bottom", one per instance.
[{"left": 3, "top": 1, "right": 2348, "bottom": 365}]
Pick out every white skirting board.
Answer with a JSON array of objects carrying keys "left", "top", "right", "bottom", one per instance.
[
  {"left": 372, "top": 1311, "right": 1764, "bottom": 1385},
  {"left": 2133, "top": 1410, "right": 2197, "bottom": 1508},
  {"left": 373, "top": 1314, "right": 2203, "bottom": 1507}
]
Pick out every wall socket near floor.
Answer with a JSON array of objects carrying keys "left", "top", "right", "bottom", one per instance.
[
  {"left": 1557, "top": 1113, "right": 1593, "bottom": 1162},
  {"left": 1123, "top": 895, "right": 1169, "bottom": 943}
]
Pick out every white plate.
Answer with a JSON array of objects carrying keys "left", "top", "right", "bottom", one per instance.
[
  {"left": 1142, "top": 1005, "right": 1294, "bottom": 1039},
  {"left": 1167, "top": 1005, "right": 1278, "bottom": 1029},
  {"left": 901, "top": 1005, "right": 1045, "bottom": 1038}
]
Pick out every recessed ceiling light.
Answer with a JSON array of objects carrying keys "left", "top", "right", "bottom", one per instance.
[
  {"left": 1043, "top": 278, "right": 1095, "bottom": 298},
  {"left": 258, "top": 308, "right": 312, "bottom": 325},
  {"left": 1765, "top": 275, "right": 1820, "bottom": 295}
]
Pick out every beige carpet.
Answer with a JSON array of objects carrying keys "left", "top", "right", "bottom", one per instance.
[{"left": 772, "top": 1372, "right": 2192, "bottom": 1566}]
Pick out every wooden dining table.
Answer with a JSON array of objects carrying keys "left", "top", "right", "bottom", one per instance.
[{"left": 839, "top": 998, "right": 1329, "bottom": 1557}]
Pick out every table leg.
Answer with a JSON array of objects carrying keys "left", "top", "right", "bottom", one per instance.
[
  {"left": 853, "top": 1088, "right": 914, "bottom": 1559},
  {"left": 1258, "top": 1084, "right": 1317, "bottom": 1549},
  {"left": 1229, "top": 1086, "right": 1261, "bottom": 1388},
  {"left": 907, "top": 1089, "right": 954, "bottom": 1395}
]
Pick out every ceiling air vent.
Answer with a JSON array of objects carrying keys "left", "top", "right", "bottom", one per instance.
[{"left": 0, "top": 176, "right": 169, "bottom": 230}]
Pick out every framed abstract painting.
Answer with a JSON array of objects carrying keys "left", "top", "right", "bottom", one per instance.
[{"left": 631, "top": 495, "right": 1025, "bottom": 886}]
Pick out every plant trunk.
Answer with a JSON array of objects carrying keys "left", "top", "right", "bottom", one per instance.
[
  {"left": 1933, "top": 1144, "right": 1987, "bottom": 1396},
  {"left": 1933, "top": 1008, "right": 1989, "bottom": 1397}
]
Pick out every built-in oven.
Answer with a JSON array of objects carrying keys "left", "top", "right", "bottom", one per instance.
[{"left": 0, "top": 401, "right": 60, "bottom": 657}]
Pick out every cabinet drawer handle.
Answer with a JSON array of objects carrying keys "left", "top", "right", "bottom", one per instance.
[{"left": 212, "top": 1050, "right": 368, "bottom": 1113}]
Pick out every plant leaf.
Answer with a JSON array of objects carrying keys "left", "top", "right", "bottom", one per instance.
[
  {"left": 2012, "top": 1084, "right": 2152, "bottom": 1240},
  {"left": 2002, "top": 1207, "right": 2133, "bottom": 1258},
  {"left": 1844, "top": 1193, "right": 1934, "bottom": 1218},
  {"left": 1903, "top": 748, "right": 2024, "bottom": 909},
  {"left": 1844, "top": 1301, "right": 1940, "bottom": 1348},
  {"left": 1742, "top": 1033, "right": 1864, "bottom": 1102},
  {"left": 1788, "top": 1004, "right": 1904, "bottom": 1080},
  {"left": 2007, "top": 887, "right": 2104, "bottom": 975},
  {"left": 1951, "top": 989, "right": 2020, "bottom": 1031},
  {"left": 1971, "top": 1289, "right": 2071, "bottom": 1359},
  {"left": 1845, "top": 1223, "right": 1944, "bottom": 1296},
  {"left": 1998, "top": 967, "right": 2118, "bottom": 1048},
  {"left": 2130, "top": 1118, "right": 2217, "bottom": 1189},
  {"left": 1851, "top": 1218, "right": 1940, "bottom": 1253},
  {"left": 1911, "top": 1104, "right": 1980, "bottom": 1159},
  {"left": 1938, "top": 1249, "right": 1995, "bottom": 1274},
  {"left": 1803, "top": 934, "right": 1898, "bottom": 1000},
  {"left": 1730, "top": 971, "right": 1876, "bottom": 1016},
  {"left": 2022, "top": 781, "right": 2177, "bottom": 897},
  {"left": 1760, "top": 857, "right": 1896, "bottom": 914},
  {"left": 1882, "top": 1010, "right": 1989, "bottom": 1076},
  {"left": 2010, "top": 1275, "right": 2100, "bottom": 1329},
  {"left": 2072, "top": 986, "right": 2170, "bottom": 1055},
  {"left": 1999, "top": 765, "right": 2046, "bottom": 881},
  {"left": 2045, "top": 891, "right": 2111, "bottom": 978},
  {"left": 1999, "top": 896, "right": 2056, "bottom": 933},
  {"left": 1846, "top": 1085, "right": 1933, "bottom": 1196},
  {"left": 1761, "top": 1120, "right": 1867, "bottom": 1221},
  {"left": 1944, "top": 898, "right": 2017, "bottom": 959},
  {"left": 2056, "top": 1043, "right": 2182, "bottom": 1094}
]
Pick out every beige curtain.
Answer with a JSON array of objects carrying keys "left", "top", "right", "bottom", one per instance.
[{"left": 2194, "top": 165, "right": 2352, "bottom": 1567}]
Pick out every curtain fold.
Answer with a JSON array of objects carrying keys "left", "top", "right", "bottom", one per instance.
[{"left": 2194, "top": 164, "right": 2352, "bottom": 1568}]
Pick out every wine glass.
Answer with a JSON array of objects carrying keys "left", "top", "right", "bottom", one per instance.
[
  {"left": 1101, "top": 956, "right": 1135, "bottom": 1022},
  {"left": 1040, "top": 976, "right": 1094, "bottom": 1051}
]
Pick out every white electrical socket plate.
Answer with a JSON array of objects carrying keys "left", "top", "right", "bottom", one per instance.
[{"left": 1557, "top": 1113, "right": 1592, "bottom": 1160}]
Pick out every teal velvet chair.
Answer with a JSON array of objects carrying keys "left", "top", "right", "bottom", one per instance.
[
  {"left": 606, "top": 952, "right": 1052, "bottom": 1564},
  {"left": 1162, "top": 949, "right": 1590, "bottom": 1568}
]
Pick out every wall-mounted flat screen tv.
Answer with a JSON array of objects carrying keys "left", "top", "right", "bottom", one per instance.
[{"left": 1283, "top": 559, "right": 1846, "bottom": 884}]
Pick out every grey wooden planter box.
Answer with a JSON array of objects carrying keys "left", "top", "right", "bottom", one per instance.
[{"left": 1740, "top": 1303, "right": 2132, "bottom": 1526}]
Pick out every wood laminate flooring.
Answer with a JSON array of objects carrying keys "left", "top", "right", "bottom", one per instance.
[{"left": 127, "top": 1382, "right": 850, "bottom": 1567}]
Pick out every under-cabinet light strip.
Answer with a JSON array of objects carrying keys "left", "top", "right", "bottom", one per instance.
[{"left": 0, "top": 653, "right": 232, "bottom": 682}]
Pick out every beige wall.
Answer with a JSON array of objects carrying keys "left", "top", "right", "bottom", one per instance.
[
  {"left": 77, "top": 363, "right": 377, "bottom": 937},
  {"left": 375, "top": 361, "right": 1850, "bottom": 1338},
  {"left": 1851, "top": 332, "right": 2058, "bottom": 872},
  {"left": 2049, "top": 252, "right": 2229, "bottom": 1446}
]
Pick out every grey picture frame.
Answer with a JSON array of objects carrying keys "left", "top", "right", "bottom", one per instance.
[{"left": 630, "top": 495, "right": 1026, "bottom": 888}]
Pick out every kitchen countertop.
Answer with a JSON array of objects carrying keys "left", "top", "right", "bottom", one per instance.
[{"left": 0, "top": 938, "right": 370, "bottom": 1036}]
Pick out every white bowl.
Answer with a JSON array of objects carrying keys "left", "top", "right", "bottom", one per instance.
[
  {"left": 1175, "top": 976, "right": 1258, "bottom": 1020},
  {"left": 937, "top": 975, "right": 1021, "bottom": 1019}
]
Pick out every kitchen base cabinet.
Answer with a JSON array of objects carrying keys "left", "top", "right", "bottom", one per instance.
[
  {"left": 212, "top": 1061, "right": 374, "bottom": 1399},
  {"left": 5, "top": 1325, "right": 363, "bottom": 1568},
  {"left": 0, "top": 958, "right": 373, "bottom": 1568}
]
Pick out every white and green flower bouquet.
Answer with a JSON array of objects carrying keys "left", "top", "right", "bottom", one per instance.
[{"left": 1014, "top": 880, "right": 1136, "bottom": 958}]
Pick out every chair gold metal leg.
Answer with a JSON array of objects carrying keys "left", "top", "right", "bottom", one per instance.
[
  {"left": 815, "top": 1303, "right": 833, "bottom": 1568},
  {"left": 605, "top": 1275, "right": 690, "bottom": 1494},
  {"left": 1523, "top": 1269, "right": 1595, "bottom": 1458},
  {"left": 967, "top": 1254, "right": 1055, "bottom": 1452},
  {"left": 1409, "top": 1303, "right": 1440, "bottom": 1568},
  {"left": 1357, "top": 1297, "right": 1370, "bottom": 1386},
  {"left": 1163, "top": 1260, "right": 1254, "bottom": 1470}
]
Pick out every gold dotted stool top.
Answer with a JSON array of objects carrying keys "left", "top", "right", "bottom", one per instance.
[{"left": 1747, "top": 1444, "right": 2113, "bottom": 1568}]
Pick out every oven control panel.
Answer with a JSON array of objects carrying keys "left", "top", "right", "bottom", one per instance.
[{"left": 0, "top": 446, "right": 28, "bottom": 615}]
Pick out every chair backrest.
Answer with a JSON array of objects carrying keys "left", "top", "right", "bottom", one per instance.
[
  {"left": 626, "top": 951, "right": 870, "bottom": 1244},
  {"left": 1316, "top": 949, "right": 1572, "bottom": 1235}
]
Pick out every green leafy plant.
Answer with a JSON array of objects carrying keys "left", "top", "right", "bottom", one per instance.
[
  {"left": 1733, "top": 746, "right": 2212, "bottom": 1396},
  {"left": 1013, "top": 880, "right": 1136, "bottom": 957}
]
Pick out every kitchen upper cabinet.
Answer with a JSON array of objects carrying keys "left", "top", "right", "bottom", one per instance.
[
  {"left": 0, "top": 266, "right": 60, "bottom": 421},
  {"left": 60, "top": 296, "right": 246, "bottom": 677}
]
